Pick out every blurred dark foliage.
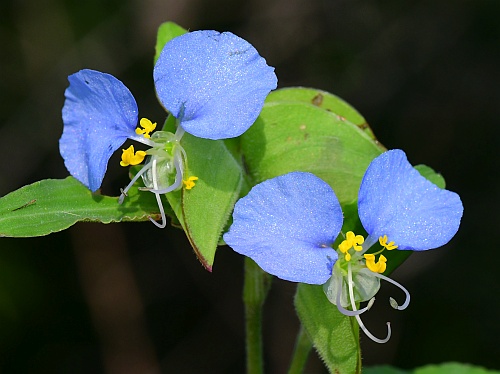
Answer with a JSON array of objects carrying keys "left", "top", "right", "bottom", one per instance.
[{"left": 0, "top": 0, "right": 499, "bottom": 373}]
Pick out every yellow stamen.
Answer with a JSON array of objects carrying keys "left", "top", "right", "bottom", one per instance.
[
  {"left": 338, "top": 231, "right": 365, "bottom": 261},
  {"left": 364, "top": 254, "right": 387, "bottom": 273},
  {"left": 135, "top": 118, "right": 157, "bottom": 139},
  {"left": 379, "top": 235, "right": 398, "bottom": 250},
  {"left": 183, "top": 176, "right": 199, "bottom": 190},
  {"left": 339, "top": 231, "right": 365, "bottom": 253},
  {"left": 120, "top": 145, "right": 146, "bottom": 167}
]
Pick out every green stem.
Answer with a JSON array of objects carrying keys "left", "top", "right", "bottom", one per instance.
[
  {"left": 287, "top": 324, "right": 313, "bottom": 374},
  {"left": 243, "top": 257, "right": 272, "bottom": 374}
]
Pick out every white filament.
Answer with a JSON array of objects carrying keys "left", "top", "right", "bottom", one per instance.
[
  {"left": 371, "top": 272, "right": 411, "bottom": 310},
  {"left": 148, "top": 158, "right": 166, "bottom": 228},
  {"left": 348, "top": 263, "right": 391, "bottom": 344},
  {"left": 336, "top": 274, "right": 375, "bottom": 317},
  {"left": 118, "top": 161, "right": 153, "bottom": 204}
]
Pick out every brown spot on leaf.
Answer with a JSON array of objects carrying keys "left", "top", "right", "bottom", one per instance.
[{"left": 312, "top": 93, "right": 324, "bottom": 106}]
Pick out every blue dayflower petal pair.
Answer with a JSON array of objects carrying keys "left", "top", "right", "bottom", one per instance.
[
  {"left": 224, "top": 149, "right": 463, "bottom": 285},
  {"left": 60, "top": 30, "right": 277, "bottom": 193}
]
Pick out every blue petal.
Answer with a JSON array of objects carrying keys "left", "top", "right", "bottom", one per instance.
[
  {"left": 60, "top": 69, "right": 138, "bottom": 192},
  {"left": 153, "top": 30, "right": 277, "bottom": 140},
  {"left": 358, "top": 149, "right": 463, "bottom": 251},
  {"left": 224, "top": 172, "right": 342, "bottom": 284}
]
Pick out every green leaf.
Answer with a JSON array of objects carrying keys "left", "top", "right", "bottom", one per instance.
[
  {"left": 241, "top": 99, "right": 382, "bottom": 205},
  {"left": 154, "top": 21, "right": 188, "bottom": 64},
  {"left": 266, "top": 87, "right": 382, "bottom": 143},
  {"left": 0, "top": 177, "right": 163, "bottom": 237},
  {"left": 166, "top": 133, "right": 243, "bottom": 270},
  {"left": 295, "top": 284, "right": 360, "bottom": 374}
]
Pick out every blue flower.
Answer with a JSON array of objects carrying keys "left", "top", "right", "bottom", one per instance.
[
  {"left": 224, "top": 149, "right": 463, "bottom": 342},
  {"left": 59, "top": 30, "right": 277, "bottom": 226}
]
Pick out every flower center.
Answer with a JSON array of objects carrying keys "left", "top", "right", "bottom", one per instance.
[
  {"left": 324, "top": 230, "right": 410, "bottom": 343},
  {"left": 336, "top": 231, "right": 399, "bottom": 274},
  {"left": 118, "top": 117, "right": 198, "bottom": 228}
]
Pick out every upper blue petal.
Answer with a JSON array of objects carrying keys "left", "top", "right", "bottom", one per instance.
[
  {"left": 358, "top": 149, "right": 463, "bottom": 251},
  {"left": 153, "top": 30, "right": 277, "bottom": 140},
  {"left": 60, "top": 69, "right": 139, "bottom": 192},
  {"left": 224, "top": 172, "right": 342, "bottom": 284}
]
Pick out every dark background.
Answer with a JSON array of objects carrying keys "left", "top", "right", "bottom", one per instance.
[{"left": 1, "top": 0, "right": 499, "bottom": 373}]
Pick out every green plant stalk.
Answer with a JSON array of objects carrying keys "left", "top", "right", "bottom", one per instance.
[
  {"left": 287, "top": 324, "right": 313, "bottom": 374},
  {"left": 243, "top": 257, "right": 272, "bottom": 374}
]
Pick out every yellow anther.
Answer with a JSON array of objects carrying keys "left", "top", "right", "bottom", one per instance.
[
  {"left": 364, "top": 254, "right": 387, "bottom": 273},
  {"left": 135, "top": 118, "right": 157, "bottom": 139},
  {"left": 379, "top": 235, "right": 398, "bottom": 250},
  {"left": 339, "top": 231, "right": 365, "bottom": 254},
  {"left": 120, "top": 145, "right": 146, "bottom": 167},
  {"left": 183, "top": 176, "right": 199, "bottom": 190}
]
